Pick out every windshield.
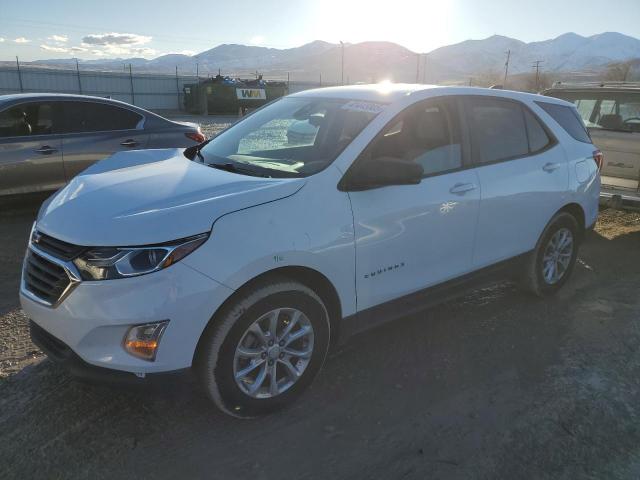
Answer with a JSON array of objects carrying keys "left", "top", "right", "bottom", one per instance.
[{"left": 198, "top": 97, "right": 383, "bottom": 177}]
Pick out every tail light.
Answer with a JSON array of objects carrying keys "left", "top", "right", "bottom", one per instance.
[
  {"left": 185, "top": 130, "right": 206, "bottom": 144},
  {"left": 593, "top": 149, "right": 604, "bottom": 171}
]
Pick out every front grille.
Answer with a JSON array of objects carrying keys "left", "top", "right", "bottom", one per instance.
[
  {"left": 32, "top": 230, "right": 85, "bottom": 261},
  {"left": 23, "top": 250, "right": 72, "bottom": 305}
]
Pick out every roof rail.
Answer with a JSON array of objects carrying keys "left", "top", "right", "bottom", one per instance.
[{"left": 550, "top": 81, "right": 640, "bottom": 89}]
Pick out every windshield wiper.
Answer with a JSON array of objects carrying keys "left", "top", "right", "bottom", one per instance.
[
  {"left": 184, "top": 139, "right": 211, "bottom": 161},
  {"left": 207, "top": 162, "right": 269, "bottom": 177}
]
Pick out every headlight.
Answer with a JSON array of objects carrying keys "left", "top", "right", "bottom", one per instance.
[{"left": 73, "top": 233, "right": 208, "bottom": 280}]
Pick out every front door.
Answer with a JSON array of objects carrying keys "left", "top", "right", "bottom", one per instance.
[
  {"left": 0, "top": 101, "right": 65, "bottom": 195},
  {"left": 589, "top": 94, "right": 640, "bottom": 191},
  {"left": 347, "top": 98, "right": 480, "bottom": 311}
]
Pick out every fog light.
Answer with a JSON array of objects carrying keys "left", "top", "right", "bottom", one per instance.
[{"left": 123, "top": 321, "right": 169, "bottom": 361}]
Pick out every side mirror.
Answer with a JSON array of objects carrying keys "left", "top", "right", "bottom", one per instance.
[{"left": 340, "top": 156, "right": 423, "bottom": 191}]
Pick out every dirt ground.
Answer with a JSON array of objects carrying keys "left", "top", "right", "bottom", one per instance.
[{"left": 1, "top": 130, "right": 640, "bottom": 478}]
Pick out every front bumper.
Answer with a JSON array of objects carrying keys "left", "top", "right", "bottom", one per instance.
[
  {"left": 20, "top": 258, "right": 234, "bottom": 376},
  {"left": 29, "top": 320, "right": 190, "bottom": 384}
]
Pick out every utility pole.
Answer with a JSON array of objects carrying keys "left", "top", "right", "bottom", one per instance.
[
  {"left": 503, "top": 49, "right": 511, "bottom": 88},
  {"left": 340, "top": 41, "right": 345, "bottom": 85},
  {"left": 532, "top": 60, "right": 544, "bottom": 91},
  {"left": 15, "top": 56, "right": 24, "bottom": 93},
  {"left": 75, "top": 58, "right": 82, "bottom": 94},
  {"left": 422, "top": 55, "right": 427, "bottom": 84}
]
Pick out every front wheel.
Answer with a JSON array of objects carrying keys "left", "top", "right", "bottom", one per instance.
[
  {"left": 521, "top": 212, "right": 580, "bottom": 297},
  {"left": 195, "top": 280, "right": 330, "bottom": 418}
]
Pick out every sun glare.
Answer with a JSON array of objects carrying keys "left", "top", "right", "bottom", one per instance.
[{"left": 313, "top": 0, "right": 453, "bottom": 52}]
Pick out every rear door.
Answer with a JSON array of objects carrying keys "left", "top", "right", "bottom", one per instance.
[
  {"left": 464, "top": 96, "right": 568, "bottom": 267},
  {"left": 588, "top": 94, "right": 640, "bottom": 190},
  {"left": 0, "top": 101, "right": 65, "bottom": 195},
  {"left": 57, "top": 101, "right": 149, "bottom": 180}
]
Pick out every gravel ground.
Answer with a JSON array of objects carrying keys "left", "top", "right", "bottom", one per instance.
[{"left": 1, "top": 120, "right": 640, "bottom": 478}]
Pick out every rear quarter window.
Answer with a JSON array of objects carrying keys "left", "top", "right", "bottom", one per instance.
[{"left": 536, "top": 101, "right": 591, "bottom": 143}]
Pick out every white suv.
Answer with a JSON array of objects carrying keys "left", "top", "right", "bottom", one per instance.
[{"left": 21, "top": 84, "right": 600, "bottom": 417}]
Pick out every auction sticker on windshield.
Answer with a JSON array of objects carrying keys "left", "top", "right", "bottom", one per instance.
[{"left": 340, "top": 101, "right": 385, "bottom": 114}]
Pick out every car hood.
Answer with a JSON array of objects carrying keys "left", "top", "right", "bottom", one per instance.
[{"left": 37, "top": 148, "right": 305, "bottom": 246}]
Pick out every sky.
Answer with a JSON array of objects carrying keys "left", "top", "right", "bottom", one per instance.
[{"left": 1, "top": 0, "right": 639, "bottom": 61}]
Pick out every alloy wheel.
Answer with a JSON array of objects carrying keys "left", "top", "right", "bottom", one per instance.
[{"left": 233, "top": 308, "right": 315, "bottom": 398}]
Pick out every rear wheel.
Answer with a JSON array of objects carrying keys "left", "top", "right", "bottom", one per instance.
[
  {"left": 195, "top": 280, "right": 330, "bottom": 418},
  {"left": 521, "top": 212, "right": 580, "bottom": 297}
]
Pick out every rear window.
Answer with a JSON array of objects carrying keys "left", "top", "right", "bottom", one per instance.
[
  {"left": 536, "top": 101, "right": 592, "bottom": 143},
  {"left": 57, "top": 102, "right": 142, "bottom": 134}
]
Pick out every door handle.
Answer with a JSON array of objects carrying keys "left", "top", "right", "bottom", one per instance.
[
  {"left": 449, "top": 182, "right": 477, "bottom": 195},
  {"left": 542, "top": 162, "right": 561, "bottom": 172},
  {"left": 35, "top": 145, "right": 58, "bottom": 155},
  {"left": 120, "top": 139, "right": 139, "bottom": 147}
]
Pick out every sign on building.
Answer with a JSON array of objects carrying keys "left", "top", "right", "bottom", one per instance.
[{"left": 235, "top": 88, "right": 267, "bottom": 100}]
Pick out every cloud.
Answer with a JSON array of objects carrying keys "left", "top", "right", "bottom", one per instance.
[
  {"left": 49, "top": 35, "right": 68, "bottom": 43},
  {"left": 82, "top": 32, "right": 151, "bottom": 46},
  {"left": 40, "top": 44, "right": 69, "bottom": 53},
  {"left": 70, "top": 46, "right": 88, "bottom": 52},
  {"left": 14, "top": 37, "right": 30, "bottom": 44},
  {"left": 76, "top": 32, "right": 156, "bottom": 58},
  {"left": 249, "top": 35, "right": 266, "bottom": 45},
  {"left": 0, "top": 38, "right": 5, "bottom": 43}
]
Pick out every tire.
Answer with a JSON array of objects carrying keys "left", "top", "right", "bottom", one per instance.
[
  {"left": 195, "top": 279, "right": 330, "bottom": 418},
  {"left": 521, "top": 212, "right": 581, "bottom": 297}
]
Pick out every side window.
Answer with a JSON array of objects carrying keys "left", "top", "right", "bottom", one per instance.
[
  {"left": 370, "top": 100, "right": 462, "bottom": 176},
  {"left": 536, "top": 101, "right": 591, "bottom": 143},
  {"left": 58, "top": 102, "right": 142, "bottom": 133},
  {"left": 0, "top": 102, "right": 54, "bottom": 137},
  {"left": 467, "top": 98, "right": 529, "bottom": 164},
  {"left": 574, "top": 98, "right": 598, "bottom": 126},
  {"left": 524, "top": 109, "right": 552, "bottom": 153},
  {"left": 618, "top": 97, "right": 640, "bottom": 132}
]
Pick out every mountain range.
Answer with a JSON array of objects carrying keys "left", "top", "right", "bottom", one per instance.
[{"left": 20, "top": 32, "right": 640, "bottom": 83}]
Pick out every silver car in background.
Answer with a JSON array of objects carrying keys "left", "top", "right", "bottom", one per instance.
[
  {"left": 544, "top": 82, "right": 640, "bottom": 205},
  {"left": 0, "top": 94, "right": 205, "bottom": 196}
]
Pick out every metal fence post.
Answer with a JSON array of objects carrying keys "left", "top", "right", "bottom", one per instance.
[
  {"left": 175, "top": 66, "right": 181, "bottom": 111},
  {"left": 15, "top": 56, "right": 24, "bottom": 93},
  {"left": 129, "top": 64, "right": 135, "bottom": 105},
  {"left": 75, "top": 58, "right": 82, "bottom": 94}
]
